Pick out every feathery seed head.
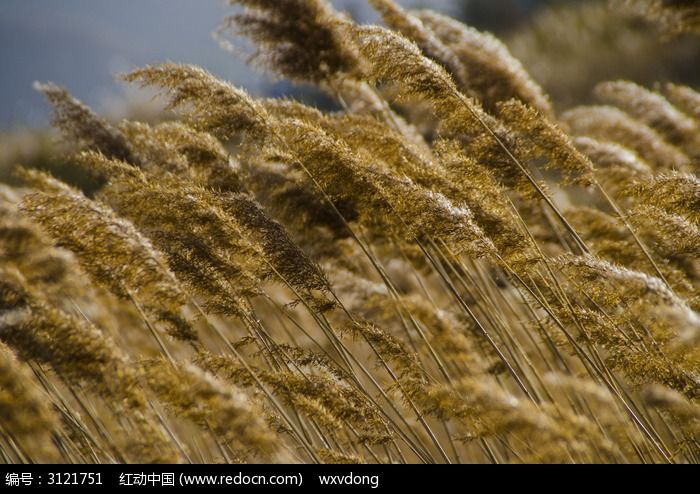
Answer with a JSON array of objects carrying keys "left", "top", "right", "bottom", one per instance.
[{"left": 221, "top": 0, "right": 361, "bottom": 84}]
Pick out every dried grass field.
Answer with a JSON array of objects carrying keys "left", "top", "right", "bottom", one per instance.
[{"left": 1, "top": 0, "right": 700, "bottom": 464}]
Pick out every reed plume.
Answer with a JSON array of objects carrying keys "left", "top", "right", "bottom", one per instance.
[
  {"left": 141, "top": 358, "right": 278, "bottom": 461},
  {"left": 561, "top": 105, "right": 690, "bottom": 171},
  {"left": 595, "top": 80, "right": 700, "bottom": 157},
  {"left": 368, "top": 0, "right": 468, "bottom": 90},
  {"left": 665, "top": 83, "right": 700, "bottom": 122},
  {"left": 220, "top": 0, "right": 361, "bottom": 85},
  {"left": 413, "top": 9, "right": 552, "bottom": 114},
  {"left": 34, "top": 82, "right": 139, "bottom": 165},
  {"left": 18, "top": 168, "right": 186, "bottom": 313}
]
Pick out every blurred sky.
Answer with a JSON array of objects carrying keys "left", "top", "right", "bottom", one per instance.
[{"left": 0, "top": 0, "right": 540, "bottom": 128}]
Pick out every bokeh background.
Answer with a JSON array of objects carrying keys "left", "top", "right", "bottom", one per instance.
[{"left": 1, "top": 0, "right": 699, "bottom": 129}]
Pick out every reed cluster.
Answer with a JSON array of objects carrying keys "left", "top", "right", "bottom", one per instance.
[{"left": 1, "top": 0, "right": 699, "bottom": 464}]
